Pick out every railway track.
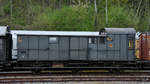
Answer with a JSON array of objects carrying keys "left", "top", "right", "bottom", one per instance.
[
  {"left": 0, "top": 70, "right": 150, "bottom": 76},
  {"left": 0, "top": 71, "right": 150, "bottom": 83},
  {"left": 0, "top": 75, "right": 150, "bottom": 83}
]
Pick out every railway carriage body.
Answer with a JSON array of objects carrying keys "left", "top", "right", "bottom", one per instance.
[
  {"left": 138, "top": 33, "right": 150, "bottom": 60},
  {"left": 0, "top": 26, "right": 12, "bottom": 65},
  {"left": 11, "top": 28, "right": 136, "bottom": 69},
  {"left": 99, "top": 28, "right": 136, "bottom": 61},
  {"left": 1, "top": 25, "right": 150, "bottom": 71},
  {"left": 11, "top": 31, "right": 99, "bottom": 62}
]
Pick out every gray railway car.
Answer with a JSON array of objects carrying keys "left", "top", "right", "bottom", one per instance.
[
  {"left": 0, "top": 26, "right": 12, "bottom": 65},
  {"left": 11, "top": 30, "right": 99, "bottom": 61},
  {"left": 11, "top": 28, "right": 136, "bottom": 64},
  {"left": 2, "top": 26, "right": 150, "bottom": 72},
  {"left": 99, "top": 28, "right": 136, "bottom": 61}
]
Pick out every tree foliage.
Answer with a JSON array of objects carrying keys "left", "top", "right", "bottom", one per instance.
[{"left": 0, "top": 0, "right": 149, "bottom": 31}]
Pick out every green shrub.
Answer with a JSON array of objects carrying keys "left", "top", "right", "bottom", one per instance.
[
  {"left": 3, "top": 4, "right": 10, "bottom": 15},
  {"left": 98, "top": 6, "right": 140, "bottom": 30},
  {"left": 31, "top": 5, "right": 94, "bottom": 31}
]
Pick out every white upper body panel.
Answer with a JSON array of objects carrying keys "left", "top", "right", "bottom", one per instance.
[{"left": 11, "top": 30, "right": 99, "bottom": 36}]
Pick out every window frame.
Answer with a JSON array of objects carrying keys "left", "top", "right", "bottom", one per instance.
[
  {"left": 128, "top": 38, "right": 134, "bottom": 49},
  {"left": 89, "top": 37, "right": 97, "bottom": 44},
  {"left": 49, "top": 37, "right": 58, "bottom": 44}
]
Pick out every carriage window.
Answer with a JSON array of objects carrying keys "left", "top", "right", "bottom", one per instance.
[
  {"left": 49, "top": 37, "right": 58, "bottom": 44},
  {"left": 99, "top": 37, "right": 105, "bottom": 44},
  {"left": 129, "top": 40, "right": 133, "bottom": 49},
  {"left": 89, "top": 38, "right": 97, "bottom": 44}
]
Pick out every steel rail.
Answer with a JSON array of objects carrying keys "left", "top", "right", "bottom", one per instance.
[
  {"left": 0, "top": 76, "right": 150, "bottom": 83},
  {"left": 0, "top": 71, "right": 150, "bottom": 76},
  {"left": 0, "top": 71, "right": 150, "bottom": 83}
]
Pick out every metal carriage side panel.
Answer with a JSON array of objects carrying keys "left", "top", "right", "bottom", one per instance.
[
  {"left": 18, "top": 36, "right": 28, "bottom": 49},
  {"left": 106, "top": 35, "right": 115, "bottom": 60},
  {"left": 39, "top": 36, "right": 49, "bottom": 49},
  {"left": 114, "top": 35, "right": 120, "bottom": 50},
  {"left": 128, "top": 50, "right": 135, "bottom": 60},
  {"left": 18, "top": 49, "right": 28, "bottom": 60},
  {"left": 89, "top": 44, "right": 98, "bottom": 60},
  {"left": 98, "top": 37, "right": 107, "bottom": 50},
  {"left": 0, "top": 39, "right": 3, "bottom": 50},
  {"left": 120, "top": 35, "right": 128, "bottom": 60},
  {"left": 79, "top": 37, "right": 88, "bottom": 60},
  {"left": 0, "top": 38, "right": 4, "bottom": 61},
  {"left": 28, "top": 50, "right": 38, "bottom": 60},
  {"left": 128, "top": 34, "right": 136, "bottom": 61},
  {"left": 107, "top": 51, "right": 114, "bottom": 60},
  {"left": 114, "top": 35, "right": 120, "bottom": 60},
  {"left": 0, "top": 49, "right": 4, "bottom": 61},
  {"left": 59, "top": 37, "right": 69, "bottom": 60},
  {"left": 0, "top": 38, "right": 5, "bottom": 61},
  {"left": 49, "top": 44, "right": 59, "bottom": 60},
  {"left": 98, "top": 37, "right": 107, "bottom": 60},
  {"left": 107, "top": 35, "right": 115, "bottom": 50},
  {"left": 70, "top": 37, "right": 79, "bottom": 60},
  {"left": 98, "top": 51, "right": 107, "bottom": 60},
  {"left": 29, "top": 36, "right": 38, "bottom": 49},
  {"left": 88, "top": 37, "right": 98, "bottom": 61},
  {"left": 28, "top": 36, "right": 39, "bottom": 60},
  {"left": 17, "top": 36, "right": 29, "bottom": 60},
  {"left": 39, "top": 50, "right": 49, "bottom": 60},
  {"left": 0, "top": 34, "right": 13, "bottom": 62},
  {"left": 39, "top": 36, "right": 49, "bottom": 60}
]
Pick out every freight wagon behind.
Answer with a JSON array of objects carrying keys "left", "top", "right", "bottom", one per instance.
[
  {"left": 10, "top": 28, "right": 136, "bottom": 70},
  {"left": 138, "top": 33, "right": 150, "bottom": 61}
]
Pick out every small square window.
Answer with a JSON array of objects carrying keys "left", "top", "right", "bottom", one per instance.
[
  {"left": 89, "top": 38, "right": 97, "bottom": 44},
  {"left": 49, "top": 37, "right": 58, "bottom": 44}
]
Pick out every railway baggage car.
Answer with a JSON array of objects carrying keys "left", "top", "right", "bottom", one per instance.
[{"left": 11, "top": 28, "right": 136, "bottom": 68}]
